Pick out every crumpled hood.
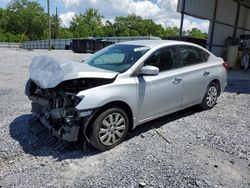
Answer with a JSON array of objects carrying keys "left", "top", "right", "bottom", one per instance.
[{"left": 29, "top": 56, "right": 118, "bottom": 89}]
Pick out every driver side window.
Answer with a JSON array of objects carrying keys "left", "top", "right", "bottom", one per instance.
[{"left": 144, "top": 47, "right": 177, "bottom": 72}]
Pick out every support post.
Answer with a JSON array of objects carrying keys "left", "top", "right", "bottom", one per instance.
[
  {"left": 209, "top": 0, "right": 218, "bottom": 51},
  {"left": 179, "top": 0, "right": 186, "bottom": 37},
  {"left": 47, "top": 0, "right": 51, "bottom": 51},
  {"left": 233, "top": 1, "right": 240, "bottom": 37}
]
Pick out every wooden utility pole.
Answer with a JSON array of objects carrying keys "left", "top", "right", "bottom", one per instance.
[{"left": 47, "top": 0, "right": 51, "bottom": 51}]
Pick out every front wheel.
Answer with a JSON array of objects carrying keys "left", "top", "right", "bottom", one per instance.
[
  {"left": 89, "top": 107, "right": 129, "bottom": 151},
  {"left": 200, "top": 83, "right": 219, "bottom": 110}
]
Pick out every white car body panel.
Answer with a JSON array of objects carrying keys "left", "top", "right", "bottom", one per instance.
[
  {"left": 30, "top": 56, "right": 118, "bottom": 89},
  {"left": 26, "top": 40, "right": 227, "bottom": 138}
]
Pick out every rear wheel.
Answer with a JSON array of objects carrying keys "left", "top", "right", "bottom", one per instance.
[
  {"left": 200, "top": 83, "right": 218, "bottom": 110},
  {"left": 89, "top": 107, "right": 129, "bottom": 151}
]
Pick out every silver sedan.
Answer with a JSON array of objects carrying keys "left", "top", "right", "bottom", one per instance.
[{"left": 26, "top": 40, "right": 227, "bottom": 151}]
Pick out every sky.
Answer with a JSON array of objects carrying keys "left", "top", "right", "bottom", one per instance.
[{"left": 0, "top": 0, "right": 210, "bottom": 33}]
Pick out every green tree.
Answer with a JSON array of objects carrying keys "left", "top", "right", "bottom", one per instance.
[
  {"left": 84, "top": 8, "right": 103, "bottom": 36},
  {"left": 0, "top": 8, "right": 4, "bottom": 22},
  {"left": 51, "top": 14, "right": 60, "bottom": 39},
  {"left": 114, "top": 14, "right": 141, "bottom": 36},
  {"left": 58, "top": 28, "right": 73, "bottom": 38},
  {"left": 188, "top": 28, "right": 208, "bottom": 39},
  {"left": 143, "top": 19, "right": 165, "bottom": 37},
  {"left": 70, "top": 8, "right": 103, "bottom": 37},
  {"left": 0, "top": 3, "right": 209, "bottom": 42},
  {"left": 113, "top": 14, "right": 165, "bottom": 37},
  {"left": 102, "top": 21, "right": 116, "bottom": 37},
  {"left": 0, "top": 8, "right": 5, "bottom": 33},
  {"left": 2, "top": 0, "right": 47, "bottom": 41},
  {"left": 165, "top": 27, "right": 180, "bottom": 37},
  {"left": 0, "top": 32, "right": 29, "bottom": 42},
  {"left": 70, "top": 13, "right": 91, "bottom": 37}
]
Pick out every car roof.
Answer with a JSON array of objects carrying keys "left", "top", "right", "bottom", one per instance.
[{"left": 119, "top": 40, "right": 199, "bottom": 48}]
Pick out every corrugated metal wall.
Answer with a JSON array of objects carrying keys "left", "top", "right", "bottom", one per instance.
[
  {"left": 178, "top": 0, "right": 250, "bottom": 57},
  {"left": 216, "top": 0, "right": 237, "bottom": 25},
  {"left": 177, "top": 0, "right": 215, "bottom": 19},
  {"left": 238, "top": 5, "right": 250, "bottom": 30}
]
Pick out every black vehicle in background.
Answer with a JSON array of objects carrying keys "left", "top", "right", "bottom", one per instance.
[
  {"left": 163, "top": 36, "right": 207, "bottom": 48},
  {"left": 72, "top": 39, "right": 114, "bottom": 53}
]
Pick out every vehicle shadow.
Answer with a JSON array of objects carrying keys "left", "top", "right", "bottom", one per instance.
[
  {"left": 9, "top": 114, "right": 101, "bottom": 160},
  {"left": 10, "top": 106, "right": 203, "bottom": 160},
  {"left": 127, "top": 106, "right": 202, "bottom": 140}
]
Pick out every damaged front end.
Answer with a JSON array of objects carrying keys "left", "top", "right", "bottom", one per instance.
[
  {"left": 26, "top": 78, "right": 111, "bottom": 142},
  {"left": 25, "top": 56, "right": 117, "bottom": 143}
]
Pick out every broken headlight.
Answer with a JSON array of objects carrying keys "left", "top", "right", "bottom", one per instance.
[
  {"left": 74, "top": 96, "right": 82, "bottom": 106},
  {"left": 62, "top": 92, "right": 83, "bottom": 107},
  {"left": 78, "top": 109, "right": 92, "bottom": 117}
]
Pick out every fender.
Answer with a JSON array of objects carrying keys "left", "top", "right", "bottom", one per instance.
[{"left": 76, "top": 77, "right": 138, "bottom": 121}]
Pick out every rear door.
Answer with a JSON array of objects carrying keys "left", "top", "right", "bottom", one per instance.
[
  {"left": 177, "top": 45, "right": 211, "bottom": 106},
  {"left": 137, "top": 46, "right": 183, "bottom": 122}
]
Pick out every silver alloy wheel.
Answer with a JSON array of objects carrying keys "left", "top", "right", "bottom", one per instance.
[
  {"left": 98, "top": 112, "right": 126, "bottom": 146},
  {"left": 206, "top": 85, "right": 217, "bottom": 107}
]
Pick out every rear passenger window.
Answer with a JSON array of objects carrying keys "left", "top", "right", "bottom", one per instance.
[
  {"left": 201, "top": 50, "right": 210, "bottom": 61},
  {"left": 179, "top": 46, "right": 209, "bottom": 66},
  {"left": 144, "top": 47, "right": 177, "bottom": 72}
]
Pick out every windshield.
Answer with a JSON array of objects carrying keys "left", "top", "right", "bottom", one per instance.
[{"left": 84, "top": 44, "right": 150, "bottom": 73}]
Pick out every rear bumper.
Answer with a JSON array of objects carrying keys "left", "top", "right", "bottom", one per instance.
[{"left": 220, "top": 74, "right": 227, "bottom": 92}]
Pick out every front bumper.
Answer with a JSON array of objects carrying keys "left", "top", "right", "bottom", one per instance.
[
  {"left": 30, "top": 100, "right": 95, "bottom": 142},
  {"left": 25, "top": 78, "right": 97, "bottom": 142}
]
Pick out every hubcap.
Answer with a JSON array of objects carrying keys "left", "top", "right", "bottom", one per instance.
[
  {"left": 206, "top": 86, "right": 217, "bottom": 107},
  {"left": 98, "top": 113, "right": 126, "bottom": 146}
]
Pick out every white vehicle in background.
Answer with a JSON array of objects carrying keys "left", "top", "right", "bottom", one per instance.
[{"left": 25, "top": 40, "right": 227, "bottom": 151}]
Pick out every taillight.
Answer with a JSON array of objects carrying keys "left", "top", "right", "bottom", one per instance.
[{"left": 223, "top": 62, "right": 228, "bottom": 70}]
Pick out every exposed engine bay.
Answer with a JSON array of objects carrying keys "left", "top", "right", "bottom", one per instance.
[{"left": 26, "top": 78, "right": 113, "bottom": 142}]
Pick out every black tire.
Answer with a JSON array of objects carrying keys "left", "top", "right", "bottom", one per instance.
[
  {"left": 89, "top": 107, "right": 129, "bottom": 151},
  {"left": 200, "top": 82, "right": 219, "bottom": 110}
]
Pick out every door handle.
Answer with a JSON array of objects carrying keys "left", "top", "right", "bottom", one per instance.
[
  {"left": 203, "top": 71, "right": 210, "bottom": 77},
  {"left": 172, "top": 78, "right": 182, "bottom": 84}
]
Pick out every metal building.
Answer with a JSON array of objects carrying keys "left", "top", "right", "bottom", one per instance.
[{"left": 177, "top": 0, "right": 250, "bottom": 59}]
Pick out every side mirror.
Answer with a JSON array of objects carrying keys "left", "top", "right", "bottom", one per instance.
[{"left": 140, "top": 65, "right": 159, "bottom": 76}]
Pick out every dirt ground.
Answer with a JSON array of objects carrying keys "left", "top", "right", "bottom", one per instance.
[{"left": 0, "top": 48, "right": 249, "bottom": 188}]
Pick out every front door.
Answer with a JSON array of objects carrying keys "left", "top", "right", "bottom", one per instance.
[{"left": 136, "top": 46, "right": 183, "bottom": 123}]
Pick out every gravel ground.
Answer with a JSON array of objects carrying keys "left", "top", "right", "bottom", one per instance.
[{"left": 0, "top": 48, "right": 249, "bottom": 188}]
